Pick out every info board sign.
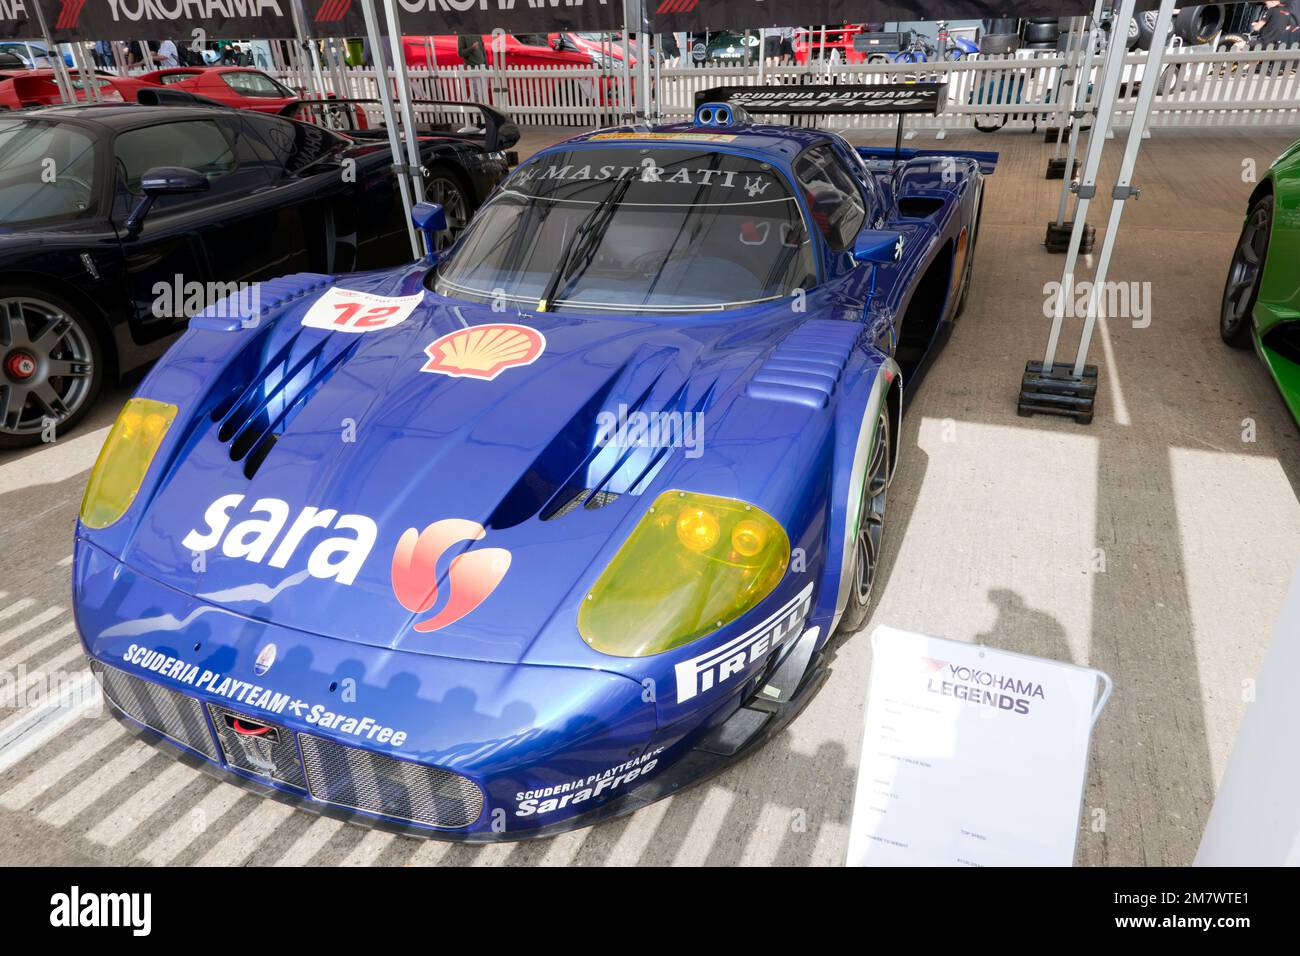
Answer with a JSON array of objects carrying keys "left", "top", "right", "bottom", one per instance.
[{"left": 846, "top": 627, "right": 1111, "bottom": 867}]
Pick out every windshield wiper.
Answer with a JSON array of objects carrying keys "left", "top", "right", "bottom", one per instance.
[{"left": 537, "top": 168, "right": 636, "bottom": 312}]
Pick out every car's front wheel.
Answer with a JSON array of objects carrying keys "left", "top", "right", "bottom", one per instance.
[
  {"left": 0, "top": 285, "right": 103, "bottom": 448},
  {"left": 1220, "top": 195, "right": 1272, "bottom": 349},
  {"left": 838, "top": 408, "right": 890, "bottom": 634}
]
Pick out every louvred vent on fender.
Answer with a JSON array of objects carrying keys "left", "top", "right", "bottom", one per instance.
[{"left": 210, "top": 330, "right": 363, "bottom": 479}]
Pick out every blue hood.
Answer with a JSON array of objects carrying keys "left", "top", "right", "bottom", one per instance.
[{"left": 91, "top": 267, "right": 847, "bottom": 670}]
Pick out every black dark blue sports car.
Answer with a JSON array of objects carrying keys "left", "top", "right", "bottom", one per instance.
[{"left": 0, "top": 101, "right": 514, "bottom": 447}]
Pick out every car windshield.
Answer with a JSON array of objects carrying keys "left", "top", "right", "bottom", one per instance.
[
  {"left": 0, "top": 119, "right": 98, "bottom": 224},
  {"left": 431, "top": 145, "right": 816, "bottom": 314}
]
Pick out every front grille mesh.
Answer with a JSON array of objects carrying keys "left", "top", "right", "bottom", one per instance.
[
  {"left": 92, "top": 661, "right": 218, "bottom": 760},
  {"left": 90, "top": 660, "right": 482, "bottom": 830},
  {"left": 299, "top": 733, "right": 484, "bottom": 829},
  {"left": 208, "top": 704, "right": 307, "bottom": 789}
]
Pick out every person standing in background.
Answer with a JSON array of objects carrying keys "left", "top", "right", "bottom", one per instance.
[
  {"left": 1253, "top": 0, "right": 1299, "bottom": 47},
  {"left": 457, "top": 34, "right": 488, "bottom": 104},
  {"left": 153, "top": 37, "right": 180, "bottom": 68}
]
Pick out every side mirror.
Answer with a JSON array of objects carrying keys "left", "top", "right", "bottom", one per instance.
[
  {"left": 125, "top": 165, "right": 209, "bottom": 237},
  {"left": 412, "top": 201, "right": 447, "bottom": 257},
  {"left": 853, "top": 228, "right": 906, "bottom": 265}
]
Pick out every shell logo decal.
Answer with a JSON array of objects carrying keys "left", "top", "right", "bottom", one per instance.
[
  {"left": 391, "top": 519, "right": 511, "bottom": 634},
  {"left": 420, "top": 323, "right": 546, "bottom": 381}
]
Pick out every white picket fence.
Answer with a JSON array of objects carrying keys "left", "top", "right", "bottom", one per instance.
[{"left": 273, "top": 46, "right": 1300, "bottom": 134}]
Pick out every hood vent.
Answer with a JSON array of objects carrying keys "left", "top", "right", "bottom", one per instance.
[
  {"left": 211, "top": 330, "right": 361, "bottom": 479},
  {"left": 540, "top": 375, "right": 714, "bottom": 522},
  {"left": 486, "top": 345, "right": 714, "bottom": 529},
  {"left": 746, "top": 319, "right": 861, "bottom": 409}
]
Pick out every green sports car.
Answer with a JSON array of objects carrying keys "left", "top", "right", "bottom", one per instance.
[{"left": 1221, "top": 138, "right": 1300, "bottom": 426}]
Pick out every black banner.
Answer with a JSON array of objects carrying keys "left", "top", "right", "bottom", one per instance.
[
  {"left": 304, "top": 0, "right": 625, "bottom": 40},
  {"left": 1, "top": 0, "right": 36, "bottom": 39},
  {"left": 649, "top": 0, "right": 1159, "bottom": 32},
  {"left": 698, "top": 81, "right": 946, "bottom": 114},
  {"left": 40, "top": 0, "right": 299, "bottom": 42}
]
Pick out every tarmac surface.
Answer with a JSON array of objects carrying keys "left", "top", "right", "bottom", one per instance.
[{"left": 1, "top": 123, "right": 1297, "bottom": 866}]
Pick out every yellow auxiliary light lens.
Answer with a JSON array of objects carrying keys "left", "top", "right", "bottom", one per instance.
[
  {"left": 79, "top": 397, "right": 178, "bottom": 530},
  {"left": 731, "top": 518, "right": 768, "bottom": 557},
  {"left": 578, "top": 491, "right": 790, "bottom": 658},
  {"left": 676, "top": 507, "right": 720, "bottom": 552}
]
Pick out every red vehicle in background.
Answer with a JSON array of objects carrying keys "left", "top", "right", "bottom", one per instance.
[
  {"left": 0, "top": 69, "right": 154, "bottom": 110},
  {"left": 793, "top": 24, "right": 870, "bottom": 64},
  {"left": 402, "top": 33, "right": 634, "bottom": 69},
  {"left": 136, "top": 66, "right": 301, "bottom": 114}
]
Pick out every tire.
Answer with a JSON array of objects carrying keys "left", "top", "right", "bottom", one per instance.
[
  {"left": 1175, "top": 5, "right": 1225, "bottom": 46},
  {"left": 954, "top": 191, "right": 983, "bottom": 320},
  {"left": 422, "top": 163, "right": 473, "bottom": 253},
  {"left": 1125, "top": 16, "right": 1141, "bottom": 49},
  {"left": 1134, "top": 11, "right": 1158, "bottom": 50},
  {"left": 1220, "top": 195, "right": 1272, "bottom": 349},
  {"left": 1024, "top": 22, "right": 1058, "bottom": 45},
  {"left": 0, "top": 283, "right": 104, "bottom": 448},
  {"left": 837, "top": 407, "right": 890, "bottom": 635}
]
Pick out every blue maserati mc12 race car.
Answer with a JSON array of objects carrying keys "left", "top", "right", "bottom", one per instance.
[{"left": 73, "top": 92, "right": 995, "bottom": 840}]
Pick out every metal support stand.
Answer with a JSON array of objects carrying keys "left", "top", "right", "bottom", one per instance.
[
  {"left": 1021, "top": 0, "right": 1177, "bottom": 423},
  {"left": 1046, "top": 0, "right": 1106, "bottom": 252},
  {"left": 32, "top": 1, "right": 75, "bottom": 104},
  {"left": 620, "top": 0, "right": 636, "bottom": 123},
  {"left": 381, "top": 0, "right": 427, "bottom": 207},
  {"left": 1046, "top": 17, "right": 1086, "bottom": 177},
  {"left": 358, "top": 0, "right": 421, "bottom": 259}
]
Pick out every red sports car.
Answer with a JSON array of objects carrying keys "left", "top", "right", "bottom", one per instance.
[
  {"left": 0, "top": 69, "right": 152, "bottom": 110},
  {"left": 136, "top": 66, "right": 302, "bottom": 114}
]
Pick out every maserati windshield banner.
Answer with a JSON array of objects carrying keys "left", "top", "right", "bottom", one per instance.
[
  {"left": 40, "top": 0, "right": 297, "bottom": 41},
  {"left": 649, "top": 0, "right": 1158, "bottom": 32},
  {"left": 698, "top": 83, "right": 947, "bottom": 115},
  {"left": 1, "top": 0, "right": 33, "bottom": 39}
]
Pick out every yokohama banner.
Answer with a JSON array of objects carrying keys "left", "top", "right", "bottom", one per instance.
[
  {"left": 40, "top": 0, "right": 296, "bottom": 40},
  {"left": 1, "top": 0, "right": 36, "bottom": 38},
  {"left": 648, "top": 0, "right": 1158, "bottom": 31},
  {"left": 303, "top": 0, "right": 624, "bottom": 40}
]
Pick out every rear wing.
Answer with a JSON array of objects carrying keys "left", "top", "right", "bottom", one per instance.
[
  {"left": 282, "top": 98, "right": 520, "bottom": 153},
  {"left": 695, "top": 82, "right": 947, "bottom": 116},
  {"left": 858, "top": 146, "right": 998, "bottom": 176}
]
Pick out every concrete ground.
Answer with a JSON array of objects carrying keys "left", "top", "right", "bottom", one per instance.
[{"left": 1, "top": 123, "right": 1297, "bottom": 866}]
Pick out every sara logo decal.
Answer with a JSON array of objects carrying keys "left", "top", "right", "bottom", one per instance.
[
  {"left": 183, "top": 494, "right": 377, "bottom": 586},
  {"left": 421, "top": 324, "right": 545, "bottom": 381},
  {"left": 253, "top": 643, "right": 277, "bottom": 676},
  {"left": 184, "top": 496, "right": 510, "bottom": 634},
  {"left": 301, "top": 287, "right": 423, "bottom": 333},
  {"left": 391, "top": 519, "right": 511, "bottom": 633},
  {"left": 674, "top": 583, "right": 814, "bottom": 703}
]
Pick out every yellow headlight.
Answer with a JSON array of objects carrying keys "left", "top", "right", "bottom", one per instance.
[
  {"left": 79, "top": 397, "right": 177, "bottom": 530},
  {"left": 676, "top": 506, "right": 720, "bottom": 552},
  {"left": 578, "top": 490, "right": 790, "bottom": 658}
]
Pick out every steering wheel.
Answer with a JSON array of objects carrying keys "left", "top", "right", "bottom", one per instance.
[{"left": 626, "top": 248, "right": 692, "bottom": 277}]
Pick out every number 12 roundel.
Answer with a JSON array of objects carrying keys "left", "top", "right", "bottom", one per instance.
[{"left": 301, "top": 288, "right": 426, "bottom": 333}]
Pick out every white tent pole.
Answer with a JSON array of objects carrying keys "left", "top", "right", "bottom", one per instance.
[
  {"left": 30, "top": 0, "right": 74, "bottom": 104},
  {"left": 381, "top": 0, "right": 427, "bottom": 210},
  {"left": 1072, "top": 0, "right": 1177, "bottom": 376},
  {"left": 639, "top": 0, "right": 653, "bottom": 121},
  {"left": 291, "top": 0, "right": 330, "bottom": 100},
  {"left": 1041, "top": 0, "right": 1138, "bottom": 373},
  {"left": 1051, "top": 16, "right": 1086, "bottom": 162},
  {"left": 357, "top": 0, "right": 421, "bottom": 259},
  {"left": 620, "top": 0, "right": 635, "bottom": 122},
  {"left": 1055, "top": 2, "right": 1105, "bottom": 226}
]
